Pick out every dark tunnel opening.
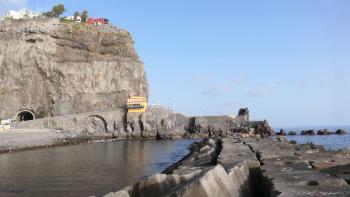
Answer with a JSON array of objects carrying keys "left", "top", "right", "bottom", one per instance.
[{"left": 16, "top": 110, "right": 35, "bottom": 121}]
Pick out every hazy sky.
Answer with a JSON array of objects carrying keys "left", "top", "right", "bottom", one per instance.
[{"left": 1, "top": 0, "right": 349, "bottom": 127}]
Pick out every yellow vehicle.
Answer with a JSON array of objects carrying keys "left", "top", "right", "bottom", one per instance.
[{"left": 126, "top": 96, "right": 148, "bottom": 113}]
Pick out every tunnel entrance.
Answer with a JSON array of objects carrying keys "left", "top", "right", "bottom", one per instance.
[{"left": 15, "top": 110, "right": 35, "bottom": 122}]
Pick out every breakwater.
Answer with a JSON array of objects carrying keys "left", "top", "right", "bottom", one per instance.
[{"left": 105, "top": 137, "right": 350, "bottom": 197}]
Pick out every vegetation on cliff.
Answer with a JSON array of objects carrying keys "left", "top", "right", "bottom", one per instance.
[{"left": 43, "top": 4, "right": 66, "bottom": 18}]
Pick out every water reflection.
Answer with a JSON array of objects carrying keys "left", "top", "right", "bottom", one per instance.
[{"left": 0, "top": 139, "right": 199, "bottom": 197}]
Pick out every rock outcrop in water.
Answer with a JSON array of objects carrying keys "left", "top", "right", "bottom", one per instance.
[
  {"left": 276, "top": 129, "right": 286, "bottom": 136},
  {"left": 317, "top": 129, "right": 334, "bottom": 135},
  {"left": 0, "top": 18, "right": 148, "bottom": 118},
  {"left": 301, "top": 130, "right": 316, "bottom": 135},
  {"left": 336, "top": 129, "right": 347, "bottom": 135}
]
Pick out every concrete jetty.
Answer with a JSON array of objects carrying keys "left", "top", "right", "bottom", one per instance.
[{"left": 105, "top": 137, "right": 350, "bottom": 197}]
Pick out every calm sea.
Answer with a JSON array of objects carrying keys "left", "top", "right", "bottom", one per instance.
[
  {"left": 274, "top": 126, "right": 350, "bottom": 150},
  {"left": 0, "top": 139, "right": 200, "bottom": 197}
]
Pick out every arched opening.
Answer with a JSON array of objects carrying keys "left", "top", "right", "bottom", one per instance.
[{"left": 15, "top": 110, "right": 35, "bottom": 122}]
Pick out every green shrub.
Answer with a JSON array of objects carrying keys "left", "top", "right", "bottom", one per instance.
[
  {"left": 36, "top": 108, "right": 48, "bottom": 119},
  {"left": 289, "top": 140, "right": 297, "bottom": 145},
  {"left": 3, "top": 16, "right": 13, "bottom": 20},
  {"left": 59, "top": 17, "right": 73, "bottom": 23}
]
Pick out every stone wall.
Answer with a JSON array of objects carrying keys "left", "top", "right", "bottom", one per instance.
[
  {"left": 14, "top": 106, "right": 187, "bottom": 139},
  {"left": 187, "top": 115, "right": 249, "bottom": 135},
  {"left": 13, "top": 106, "right": 259, "bottom": 139},
  {"left": 15, "top": 108, "right": 126, "bottom": 138}
]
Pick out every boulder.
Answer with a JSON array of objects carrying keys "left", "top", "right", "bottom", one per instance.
[
  {"left": 134, "top": 174, "right": 184, "bottom": 197},
  {"left": 126, "top": 106, "right": 185, "bottom": 139},
  {"left": 335, "top": 129, "right": 347, "bottom": 135},
  {"left": 301, "top": 130, "right": 315, "bottom": 135},
  {"left": 249, "top": 120, "right": 275, "bottom": 136},
  {"left": 288, "top": 131, "right": 296, "bottom": 135},
  {"left": 317, "top": 129, "right": 334, "bottom": 135},
  {"left": 276, "top": 129, "right": 286, "bottom": 136},
  {"left": 104, "top": 190, "right": 130, "bottom": 197},
  {"left": 276, "top": 136, "right": 288, "bottom": 143},
  {"left": 168, "top": 165, "right": 237, "bottom": 197}
]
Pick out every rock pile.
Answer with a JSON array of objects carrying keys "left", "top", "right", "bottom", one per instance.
[{"left": 250, "top": 120, "right": 275, "bottom": 136}]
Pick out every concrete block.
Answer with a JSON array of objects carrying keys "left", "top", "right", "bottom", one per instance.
[
  {"left": 168, "top": 165, "right": 237, "bottom": 197},
  {"left": 104, "top": 190, "right": 130, "bottom": 197}
]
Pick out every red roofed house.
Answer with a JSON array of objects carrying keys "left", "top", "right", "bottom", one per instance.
[{"left": 87, "top": 18, "right": 109, "bottom": 25}]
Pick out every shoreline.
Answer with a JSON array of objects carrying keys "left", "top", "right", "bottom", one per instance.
[
  {"left": 1, "top": 128, "right": 349, "bottom": 154},
  {"left": 1, "top": 127, "right": 348, "bottom": 155},
  {"left": 0, "top": 129, "right": 205, "bottom": 154}
]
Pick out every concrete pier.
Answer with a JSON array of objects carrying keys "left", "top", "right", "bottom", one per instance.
[{"left": 105, "top": 137, "right": 350, "bottom": 197}]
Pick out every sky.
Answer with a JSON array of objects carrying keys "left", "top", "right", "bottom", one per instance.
[{"left": 1, "top": 0, "right": 349, "bottom": 127}]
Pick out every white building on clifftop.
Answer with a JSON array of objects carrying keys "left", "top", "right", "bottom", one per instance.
[{"left": 0, "top": 9, "right": 41, "bottom": 20}]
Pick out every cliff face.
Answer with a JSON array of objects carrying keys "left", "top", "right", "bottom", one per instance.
[{"left": 0, "top": 19, "right": 148, "bottom": 118}]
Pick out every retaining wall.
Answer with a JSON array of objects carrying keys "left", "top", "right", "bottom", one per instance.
[{"left": 14, "top": 108, "right": 126, "bottom": 137}]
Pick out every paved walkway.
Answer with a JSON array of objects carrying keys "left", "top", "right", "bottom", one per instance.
[{"left": 0, "top": 129, "right": 67, "bottom": 152}]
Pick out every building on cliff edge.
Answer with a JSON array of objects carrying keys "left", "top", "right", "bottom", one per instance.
[{"left": 0, "top": 9, "right": 41, "bottom": 20}]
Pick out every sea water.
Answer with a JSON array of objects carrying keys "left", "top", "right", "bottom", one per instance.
[
  {"left": 0, "top": 139, "right": 200, "bottom": 197},
  {"left": 274, "top": 126, "right": 350, "bottom": 150}
]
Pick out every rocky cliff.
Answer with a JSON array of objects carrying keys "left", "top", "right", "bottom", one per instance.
[{"left": 0, "top": 18, "right": 148, "bottom": 118}]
